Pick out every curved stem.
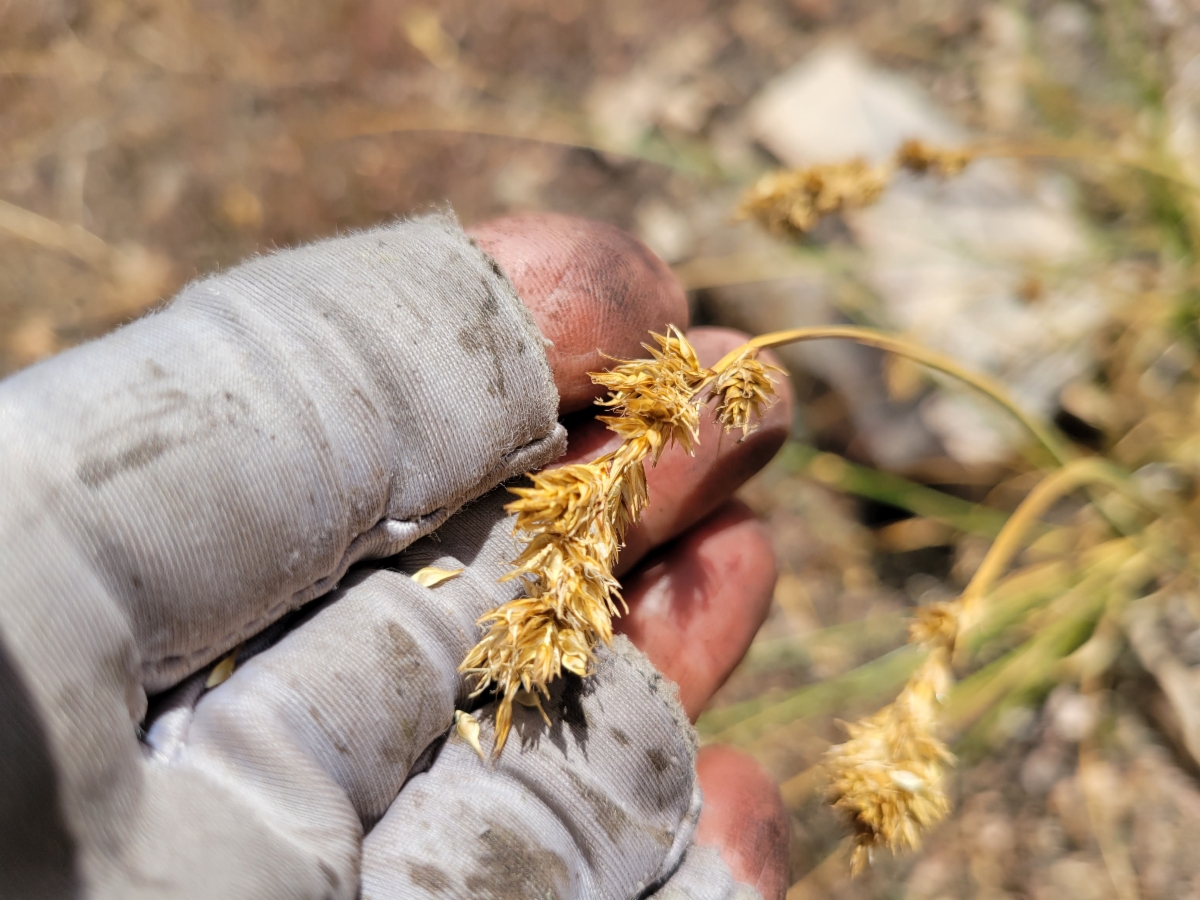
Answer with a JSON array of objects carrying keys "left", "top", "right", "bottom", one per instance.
[
  {"left": 966, "top": 139, "right": 1200, "bottom": 194},
  {"left": 712, "top": 326, "right": 1073, "bottom": 466},
  {"left": 957, "top": 458, "right": 1148, "bottom": 631}
]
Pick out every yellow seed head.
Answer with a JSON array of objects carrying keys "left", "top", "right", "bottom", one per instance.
[
  {"left": 825, "top": 649, "right": 954, "bottom": 874},
  {"left": 894, "top": 139, "right": 973, "bottom": 177},
  {"left": 507, "top": 461, "right": 612, "bottom": 545},
  {"left": 592, "top": 326, "right": 713, "bottom": 460},
  {"left": 460, "top": 327, "right": 780, "bottom": 755},
  {"left": 461, "top": 597, "right": 597, "bottom": 754},
  {"left": 735, "top": 159, "right": 890, "bottom": 235},
  {"left": 709, "top": 349, "right": 782, "bottom": 438},
  {"left": 908, "top": 601, "right": 960, "bottom": 649}
]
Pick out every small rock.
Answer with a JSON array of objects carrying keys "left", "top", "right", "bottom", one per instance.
[
  {"left": 1021, "top": 741, "right": 1067, "bottom": 795},
  {"left": 994, "top": 705, "right": 1038, "bottom": 745},
  {"left": 634, "top": 198, "right": 694, "bottom": 264},
  {"left": 1043, "top": 856, "right": 1110, "bottom": 900},
  {"left": 748, "top": 43, "right": 962, "bottom": 166},
  {"left": 1047, "top": 686, "right": 1099, "bottom": 744}
]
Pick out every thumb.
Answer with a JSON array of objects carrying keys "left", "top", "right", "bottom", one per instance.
[{"left": 469, "top": 213, "right": 689, "bottom": 413}]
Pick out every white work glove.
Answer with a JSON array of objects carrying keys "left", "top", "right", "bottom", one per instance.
[{"left": 0, "top": 213, "right": 781, "bottom": 899}]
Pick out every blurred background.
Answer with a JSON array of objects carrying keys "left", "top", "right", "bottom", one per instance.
[{"left": 7, "top": 0, "right": 1200, "bottom": 896}]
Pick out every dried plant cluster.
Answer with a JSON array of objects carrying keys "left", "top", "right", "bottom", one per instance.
[
  {"left": 819, "top": 435, "right": 1179, "bottom": 872},
  {"left": 825, "top": 604, "right": 959, "bottom": 874},
  {"left": 735, "top": 139, "right": 974, "bottom": 235},
  {"left": 716, "top": 135, "right": 1178, "bottom": 875},
  {"left": 457, "top": 139, "right": 1001, "bottom": 863},
  {"left": 460, "top": 328, "right": 781, "bottom": 752},
  {"left": 457, "top": 137, "right": 1183, "bottom": 882}
]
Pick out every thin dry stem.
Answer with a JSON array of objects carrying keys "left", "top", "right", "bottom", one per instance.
[
  {"left": 714, "top": 325, "right": 1074, "bottom": 466},
  {"left": 956, "top": 458, "right": 1146, "bottom": 639},
  {"left": 0, "top": 197, "right": 113, "bottom": 268}
]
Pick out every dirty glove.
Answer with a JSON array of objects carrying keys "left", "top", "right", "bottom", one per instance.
[{"left": 0, "top": 213, "right": 787, "bottom": 899}]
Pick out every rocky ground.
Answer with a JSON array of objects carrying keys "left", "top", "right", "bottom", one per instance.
[{"left": 7, "top": 1, "right": 1200, "bottom": 896}]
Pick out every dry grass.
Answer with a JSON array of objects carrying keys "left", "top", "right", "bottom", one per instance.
[
  {"left": 462, "top": 328, "right": 781, "bottom": 752},
  {"left": 709, "top": 110, "right": 1200, "bottom": 883},
  {"left": 10, "top": 1, "right": 1200, "bottom": 895}
]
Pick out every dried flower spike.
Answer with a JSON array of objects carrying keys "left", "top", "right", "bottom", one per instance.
[
  {"left": 461, "top": 326, "right": 760, "bottom": 755},
  {"left": 895, "top": 139, "right": 974, "bottom": 177},
  {"left": 825, "top": 603, "right": 958, "bottom": 873},
  {"left": 708, "top": 348, "right": 782, "bottom": 439},
  {"left": 735, "top": 159, "right": 889, "bottom": 235},
  {"left": 736, "top": 141, "right": 974, "bottom": 235},
  {"left": 592, "top": 327, "right": 714, "bottom": 458}
]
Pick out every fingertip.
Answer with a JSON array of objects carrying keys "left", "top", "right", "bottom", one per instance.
[
  {"left": 618, "top": 500, "right": 776, "bottom": 720},
  {"left": 468, "top": 213, "right": 689, "bottom": 413},
  {"left": 696, "top": 745, "right": 790, "bottom": 900}
]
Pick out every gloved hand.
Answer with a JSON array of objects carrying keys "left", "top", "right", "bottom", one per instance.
[{"left": 0, "top": 212, "right": 791, "bottom": 900}]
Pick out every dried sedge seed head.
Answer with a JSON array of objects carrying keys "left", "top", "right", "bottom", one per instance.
[
  {"left": 506, "top": 461, "right": 609, "bottom": 543},
  {"left": 463, "top": 325, "right": 751, "bottom": 756},
  {"left": 735, "top": 159, "right": 890, "bottom": 235},
  {"left": 592, "top": 326, "right": 713, "bottom": 460},
  {"left": 468, "top": 460, "right": 628, "bottom": 753},
  {"left": 460, "top": 597, "right": 596, "bottom": 754},
  {"left": 895, "top": 139, "right": 973, "bottom": 177},
  {"left": 610, "top": 443, "right": 649, "bottom": 541},
  {"left": 909, "top": 600, "right": 961, "bottom": 650},
  {"left": 508, "top": 533, "right": 623, "bottom": 623},
  {"left": 825, "top": 652, "right": 954, "bottom": 875},
  {"left": 709, "top": 349, "right": 782, "bottom": 438}
]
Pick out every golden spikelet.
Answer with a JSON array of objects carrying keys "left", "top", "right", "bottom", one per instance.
[
  {"left": 609, "top": 440, "right": 650, "bottom": 540},
  {"left": 461, "top": 597, "right": 594, "bottom": 753},
  {"left": 708, "top": 349, "right": 782, "bottom": 438},
  {"left": 825, "top": 603, "right": 960, "bottom": 873},
  {"left": 907, "top": 601, "right": 961, "bottom": 647},
  {"left": 735, "top": 159, "right": 890, "bottom": 235},
  {"left": 736, "top": 141, "right": 974, "bottom": 235},
  {"left": 894, "top": 138, "right": 974, "bottom": 177},
  {"left": 461, "top": 326, "right": 765, "bottom": 755},
  {"left": 593, "top": 327, "right": 714, "bottom": 459},
  {"left": 506, "top": 462, "right": 613, "bottom": 545}
]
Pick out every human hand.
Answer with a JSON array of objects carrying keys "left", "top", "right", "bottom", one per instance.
[{"left": 0, "top": 213, "right": 789, "bottom": 899}]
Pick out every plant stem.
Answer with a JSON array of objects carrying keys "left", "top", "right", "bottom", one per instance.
[
  {"left": 712, "top": 326, "right": 1074, "bottom": 466},
  {"left": 966, "top": 139, "right": 1200, "bottom": 193},
  {"left": 778, "top": 443, "right": 1011, "bottom": 538},
  {"left": 957, "top": 459, "right": 1147, "bottom": 631},
  {"left": 698, "top": 645, "right": 921, "bottom": 745}
]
